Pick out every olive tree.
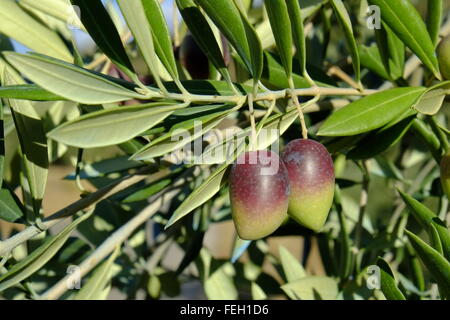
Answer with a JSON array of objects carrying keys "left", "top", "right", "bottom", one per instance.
[{"left": 0, "top": 0, "right": 449, "bottom": 300}]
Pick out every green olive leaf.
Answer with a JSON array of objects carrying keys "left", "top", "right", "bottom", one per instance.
[
  {"left": 0, "top": 0, "right": 71, "bottom": 61},
  {"left": 330, "top": 0, "right": 360, "bottom": 82},
  {"left": 286, "top": 0, "right": 306, "bottom": 75},
  {"left": 141, "top": 0, "right": 179, "bottom": 80},
  {"left": 281, "top": 276, "right": 339, "bottom": 300},
  {"left": 405, "top": 230, "right": 450, "bottom": 299},
  {"left": 368, "top": 0, "right": 440, "bottom": 79},
  {"left": 3, "top": 70, "right": 49, "bottom": 210},
  {"left": 426, "top": 0, "right": 443, "bottom": 47},
  {"left": 71, "top": 0, "right": 135, "bottom": 77},
  {"left": 4, "top": 52, "right": 143, "bottom": 104},
  {"left": 48, "top": 102, "right": 185, "bottom": 148},
  {"left": 376, "top": 257, "right": 406, "bottom": 300},
  {"left": 0, "top": 189, "right": 24, "bottom": 223},
  {"left": 358, "top": 44, "right": 390, "bottom": 80},
  {"left": 398, "top": 190, "right": 450, "bottom": 261},
  {"left": 412, "top": 81, "right": 450, "bottom": 115},
  {"left": 317, "top": 87, "right": 426, "bottom": 136},
  {"left": 264, "top": 0, "right": 293, "bottom": 78},
  {"left": 279, "top": 246, "right": 306, "bottom": 283}
]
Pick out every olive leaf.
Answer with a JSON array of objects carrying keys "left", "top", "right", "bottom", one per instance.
[
  {"left": 318, "top": 87, "right": 426, "bottom": 136},
  {"left": 4, "top": 52, "right": 143, "bottom": 104},
  {"left": 48, "top": 102, "right": 186, "bottom": 148},
  {"left": 368, "top": 0, "right": 440, "bottom": 79},
  {"left": 376, "top": 257, "right": 406, "bottom": 300},
  {"left": 0, "top": 0, "right": 72, "bottom": 61}
]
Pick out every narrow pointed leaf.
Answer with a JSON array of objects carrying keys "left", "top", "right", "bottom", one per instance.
[
  {"left": 141, "top": 0, "right": 179, "bottom": 79},
  {"left": 317, "top": 87, "right": 426, "bottom": 136},
  {"left": 375, "top": 22, "right": 405, "bottom": 80},
  {"left": 0, "top": 0, "right": 71, "bottom": 61},
  {"left": 376, "top": 257, "right": 406, "bottom": 300},
  {"left": 398, "top": 190, "right": 450, "bottom": 261},
  {"left": 4, "top": 52, "right": 142, "bottom": 104},
  {"left": 0, "top": 189, "right": 24, "bottom": 223},
  {"left": 117, "top": 0, "right": 164, "bottom": 89},
  {"left": 427, "top": 0, "right": 443, "bottom": 46},
  {"left": 279, "top": 246, "right": 306, "bottom": 283},
  {"left": 48, "top": 103, "right": 184, "bottom": 148},
  {"left": 131, "top": 109, "right": 230, "bottom": 160},
  {"left": 196, "top": 0, "right": 260, "bottom": 79},
  {"left": 166, "top": 162, "right": 231, "bottom": 228},
  {"left": 0, "top": 84, "right": 65, "bottom": 101},
  {"left": 286, "top": 0, "right": 306, "bottom": 75},
  {"left": 281, "top": 276, "right": 339, "bottom": 300},
  {"left": 330, "top": 0, "right": 360, "bottom": 82},
  {"left": 412, "top": 81, "right": 450, "bottom": 115},
  {"left": 71, "top": 0, "right": 134, "bottom": 76},
  {"left": 368, "top": 0, "right": 440, "bottom": 78},
  {"left": 3, "top": 71, "right": 48, "bottom": 206},
  {"left": 358, "top": 44, "right": 390, "bottom": 80},
  {"left": 405, "top": 230, "right": 450, "bottom": 298},
  {"left": 264, "top": 0, "right": 292, "bottom": 78}
]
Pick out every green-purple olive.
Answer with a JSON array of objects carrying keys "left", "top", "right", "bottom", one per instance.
[
  {"left": 229, "top": 150, "right": 290, "bottom": 240},
  {"left": 281, "top": 139, "right": 335, "bottom": 232}
]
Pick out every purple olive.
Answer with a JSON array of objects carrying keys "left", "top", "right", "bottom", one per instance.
[
  {"left": 229, "top": 150, "right": 290, "bottom": 240},
  {"left": 281, "top": 139, "right": 335, "bottom": 231},
  {"left": 179, "top": 34, "right": 209, "bottom": 79}
]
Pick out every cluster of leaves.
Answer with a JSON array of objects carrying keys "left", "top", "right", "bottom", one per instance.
[{"left": 0, "top": 0, "right": 449, "bottom": 300}]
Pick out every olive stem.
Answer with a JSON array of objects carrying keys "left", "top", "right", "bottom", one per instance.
[
  {"left": 255, "top": 98, "right": 276, "bottom": 137},
  {"left": 326, "top": 64, "right": 360, "bottom": 90},
  {"left": 247, "top": 85, "right": 258, "bottom": 151},
  {"left": 39, "top": 169, "right": 196, "bottom": 300},
  {"left": 137, "top": 85, "right": 376, "bottom": 104}
]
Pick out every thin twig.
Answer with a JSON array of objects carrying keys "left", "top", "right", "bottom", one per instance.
[
  {"left": 0, "top": 167, "right": 171, "bottom": 257},
  {"left": 39, "top": 170, "right": 193, "bottom": 300}
]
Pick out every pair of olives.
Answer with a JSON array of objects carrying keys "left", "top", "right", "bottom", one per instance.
[{"left": 229, "top": 139, "right": 335, "bottom": 240}]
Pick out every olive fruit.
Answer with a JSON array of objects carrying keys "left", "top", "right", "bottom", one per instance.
[
  {"left": 440, "top": 150, "right": 450, "bottom": 200},
  {"left": 437, "top": 35, "right": 450, "bottom": 80},
  {"left": 229, "top": 150, "right": 290, "bottom": 240},
  {"left": 281, "top": 139, "right": 335, "bottom": 231},
  {"left": 179, "top": 33, "right": 209, "bottom": 79}
]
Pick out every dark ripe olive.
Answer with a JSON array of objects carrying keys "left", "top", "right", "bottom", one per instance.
[
  {"left": 229, "top": 150, "right": 290, "bottom": 240},
  {"left": 179, "top": 33, "right": 209, "bottom": 79}
]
